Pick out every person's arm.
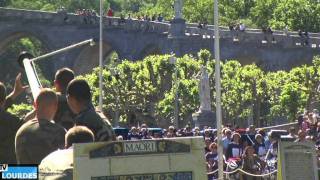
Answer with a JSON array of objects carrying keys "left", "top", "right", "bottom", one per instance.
[
  {"left": 4, "top": 73, "right": 28, "bottom": 110},
  {"left": 256, "top": 155, "right": 266, "bottom": 168}
]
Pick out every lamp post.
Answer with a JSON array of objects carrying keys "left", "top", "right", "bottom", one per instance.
[
  {"left": 213, "top": 0, "right": 224, "bottom": 179},
  {"left": 110, "top": 68, "right": 120, "bottom": 127},
  {"left": 170, "top": 54, "right": 179, "bottom": 128},
  {"left": 99, "top": 0, "right": 104, "bottom": 111}
]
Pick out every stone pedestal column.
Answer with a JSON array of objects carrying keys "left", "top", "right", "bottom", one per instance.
[
  {"left": 169, "top": 18, "right": 186, "bottom": 38},
  {"left": 169, "top": 0, "right": 186, "bottom": 38},
  {"left": 193, "top": 110, "right": 216, "bottom": 129}
]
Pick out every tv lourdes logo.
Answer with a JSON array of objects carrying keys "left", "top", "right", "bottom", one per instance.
[{"left": 0, "top": 164, "right": 38, "bottom": 179}]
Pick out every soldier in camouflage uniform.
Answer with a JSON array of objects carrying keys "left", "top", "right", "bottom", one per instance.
[
  {"left": 66, "top": 79, "right": 115, "bottom": 141},
  {"left": 15, "top": 89, "right": 66, "bottom": 164},
  {"left": 24, "top": 68, "right": 76, "bottom": 129},
  {"left": 0, "top": 73, "right": 27, "bottom": 163},
  {"left": 53, "top": 68, "right": 76, "bottom": 130}
]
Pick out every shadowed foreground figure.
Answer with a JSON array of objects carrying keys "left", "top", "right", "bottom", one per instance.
[
  {"left": 15, "top": 88, "right": 66, "bottom": 164},
  {"left": 0, "top": 73, "right": 27, "bottom": 163},
  {"left": 66, "top": 79, "right": 115, "bottom": 141},
  {"left": 39, "top": 126, "right": 94, "bottom": 180}
]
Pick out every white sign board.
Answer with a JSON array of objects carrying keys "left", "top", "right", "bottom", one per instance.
[{"left": 74, "top": 137, "right": 206, "bottom": 180}]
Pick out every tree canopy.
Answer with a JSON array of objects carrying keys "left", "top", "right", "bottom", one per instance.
[{"left": 76, "top": 51, "right": 320, "bottom": 128}]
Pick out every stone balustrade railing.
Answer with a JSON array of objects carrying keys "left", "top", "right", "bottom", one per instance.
[
  {"left": 1, "top": 7, "right": 320, "bottom": 46},
  {"left": 0, "top": 7, "right": 170, "bottom": 34}
]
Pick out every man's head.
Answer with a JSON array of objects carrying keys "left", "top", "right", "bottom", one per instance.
[
  {"left": 289, "top": 127, "right": 296, "bottom": 134},
  {"left": 131, "top": 126, "right": 138, "bottom": 134},
  {"left": 35, "top": 88, "right": 58, "bottom": 120},
  {"left": 65, "top": 126, "right": 94, "bottom": 148},
  {"left": 66, "top": 79, "right": 92, "bottom": 114},
  {"left": 225, "top": 129, "right": 232, "bottom": 138},
  {"left": 0, "top": 82, "right": 6, "bottom": 108},
  {"left": 54, "top": 68, "right": 74, "bottom": 93},
  {"left": 298, "top": 130, "right": 306, "bottom": 141},
  {"left": 248, "top": 125, "right": 255, "bottom": 134},
  {"left": 255, "top": 134, "right": 263, "bottom": 143},
  {"left": 232, "top": 132, "right": 241, "bottom": 143},
  {"left": 168, "top": 126, "right": 175, "bottom": 132}
]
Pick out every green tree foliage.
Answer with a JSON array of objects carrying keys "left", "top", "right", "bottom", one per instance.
[
  {"left": 7, "top": 52, "right": 320, "bottom": 127},
  {"left": 269, "top": 0, "right": 320, "bottom": 31},
  {"left": 7, "top": 103, "right": 33, "bottom": 118},
  {"left": 250, "top": 0, "right": 279, "bottom": 28},
  {"left": 76, "top": 52, "right": 320, "bottom": 128}
]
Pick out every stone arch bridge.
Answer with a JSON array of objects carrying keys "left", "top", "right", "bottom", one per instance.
[{"left": 1, "top": 7, "right": 320, "bottom": 75}]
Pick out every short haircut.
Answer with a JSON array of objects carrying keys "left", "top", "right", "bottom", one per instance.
[
  {"left": 231, "top": 132, "right": 241, "bottom": 140},
  {"left": 209, "top": 142, "right": 217, "bottom": 151},
  {"left": 65, "top": 126, "right": 94, "bottom": 147},
  {"left": 255, "top": 133, "right": 262, "bottom": 140},
  {"left": 36, "top": 88, "right": 58, "bottom": 106},
  {"left": 55, "top": 68, "right": 74, "bottom": 90},
  {"left": 0, "top": 82, "right": 6, "bottom": 104},
  {"left": 67, "top": 79, "right": 91, "bottom": 103}
]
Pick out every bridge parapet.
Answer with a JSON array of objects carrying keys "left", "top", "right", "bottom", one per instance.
[
  {"left": 185, "top": 23, "right": 320, "bottom": 38},
  {"left": 185, "top": 25, "right": 320, "bottom": 49},
  {"left": 0, "top": 7, "right": 170, "bottom": 34},
  {"left": 103, "top": 17, "right": 170, "bottom": 34}
]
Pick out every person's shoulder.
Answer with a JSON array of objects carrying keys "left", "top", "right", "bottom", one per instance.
[
  {"left": 0, "top": 109, "right": 21, "bottom": 123},
  {"left": 50, "top": 122, "right": 67, "bottom": 133},
  {"left": 84, "top": 108, "right": 112, "bottom": 125},
  {"left": 18, "top": 119, "right": 38, "bottom": 130},
  {"left": 41, "top": 148, "right": 73, "bottom": 166},
  {"left": 39, "top": 120, "right": 66, "bottom": 134},
  {"left": 39, "top": 149, "right": 73, "bottom": 180},
  {"left": 16, "top": 119, "right": 38, "bottom": 137},
  {"left": 205, "top": 152, "right": 214, "bottom": 157}
]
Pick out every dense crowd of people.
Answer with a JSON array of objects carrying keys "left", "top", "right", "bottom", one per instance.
[
  {"left": 115, "top": 113, "right": 320, "bottom": 180},
  {"left": 74, "top": 8, "right": 164, "bottom": 25}
]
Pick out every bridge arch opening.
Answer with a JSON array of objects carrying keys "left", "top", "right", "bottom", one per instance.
[
  {"left": 73, "top": 41, "right": 120, "bottom": 75},
  {"left": 0, "top": 33, "right": 52, "bottom": 90},
  {"left": 140, "top": 44, "right": 161, "bottom": 60}
]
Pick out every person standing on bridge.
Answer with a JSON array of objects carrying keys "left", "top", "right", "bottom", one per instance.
[{"left": 107, "top": 8, "right": 113, "bottom": 17}]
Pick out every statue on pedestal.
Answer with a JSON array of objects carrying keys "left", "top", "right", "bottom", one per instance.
[
  {"left": 199, "top": 66, "right": 211, "bottom": 112},
  {"left": 192, "top": 65, "right": 215, "bottom": 128}
]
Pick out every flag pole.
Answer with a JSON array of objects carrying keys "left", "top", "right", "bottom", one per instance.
[
  {"left": 214, "top": 0, "right": 224, "bottom": 179},
  {"left": 99, "top": 0, "right": 104, "bottom": 111}
]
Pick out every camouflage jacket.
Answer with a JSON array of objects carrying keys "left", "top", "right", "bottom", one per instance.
[
  {"left": 54, "top": 93, "right": 76, "bottom": 130},
  {"left": 15, "top": 119, "right": 66, "bottom": 164},
  {"left": 74, "top": 105, "right": 115, "bottom": 142}
]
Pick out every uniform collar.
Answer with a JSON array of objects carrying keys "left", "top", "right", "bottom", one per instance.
[{"left": 76, "top": 103, "right": 94, "bottom": 118}]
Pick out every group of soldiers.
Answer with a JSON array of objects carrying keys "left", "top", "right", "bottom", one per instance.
[{"left": 0, "top": 68, "right": 115, "bottom": 179}]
